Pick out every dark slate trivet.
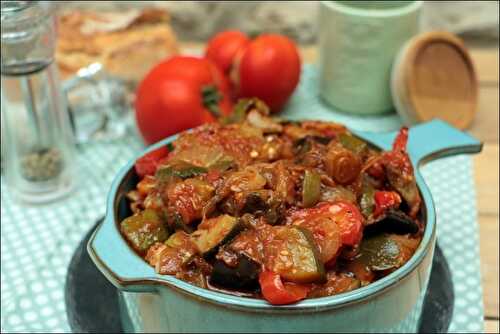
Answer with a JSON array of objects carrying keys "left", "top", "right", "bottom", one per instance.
[
  {"left": 64, "top": 219, "right": 125, "bottom": 333},
  {"left": 418, "top": 243, "right": 454, "bottom": 333},
  {"left": 65, "top": 220, "right": 454, "bottom": 333}
]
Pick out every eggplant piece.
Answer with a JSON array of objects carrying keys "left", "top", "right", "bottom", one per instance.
[
  {"left": 241, "top": 191, "right": 270, "bottom": 213},
  {"left": 263, "top": 200, "right": 286, "bottom": 225},
  {"left": 222, "top": 190, "right": 285, "bottom": 225},
  {"left": 219, "top": 190, "right": 270, "bottom": 217},
  {"left": 364, "top": 209, "right": 419, "bottom": 236},
  {"left": 210, "top": 254, "right": 261, "bottom": 291},
  {"left": 294, "top": 137, "right": 312, "bottom": 156},
  {"left": 206, "top": 281, "right": 258, "bottom": 298},
  {"left": 190, "top": 215, "right": 245, "bottom": 258},
  {"left": 383, "top": 209, "right": 420, "bottom": 234}
]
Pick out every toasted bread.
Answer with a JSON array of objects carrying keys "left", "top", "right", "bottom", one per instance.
[{"left": 56, "top": 8, "right": 179, "bottom": 83}]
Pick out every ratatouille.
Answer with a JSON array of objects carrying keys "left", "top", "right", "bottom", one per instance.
[{"left": 121, "top": 99, "right": 423, "bottom": 305}]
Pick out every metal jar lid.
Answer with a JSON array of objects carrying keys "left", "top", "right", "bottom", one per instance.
[{"left": 391, "top": 31, "right": 478, "bottom": 129}]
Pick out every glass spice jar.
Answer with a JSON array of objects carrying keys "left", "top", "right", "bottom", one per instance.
[{"left": 1, "top": 1, "right": 76, "bottom": 203}]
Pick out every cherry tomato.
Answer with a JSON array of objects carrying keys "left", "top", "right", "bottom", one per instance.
[
  {"left": 135, "top": 56, "right": 233, "bottom": 144},
  {"left": 134, "top": 146, "right": 170, "bottom": 179},
  {"left": 234, "top": 34, "right": 301, "bottom": 112},
  {"left": 259, "top": 271, "right": 310, "bottom": 305},
  {"left": 373, "top": 191, "right": 402, "bottom": 217},
  {"left": 205, "top": 30, "right": 250, "bottom": 75}
]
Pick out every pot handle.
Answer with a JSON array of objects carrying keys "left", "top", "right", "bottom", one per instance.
[
  {"left": 87, "top": 214, "right": 159, "bottom": 293},
  {"left": 352, "top": 119, "right": 483, "bottom": 166}
]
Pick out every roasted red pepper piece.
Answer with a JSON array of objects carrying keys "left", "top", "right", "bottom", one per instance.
[
  {"left": 381, "top": 127, "right": 421, "bottom": 218},
  {"left": 259, "top": 271, "right": 310, "bottom": 305},
  {"left": 331, "top": 201, "right": 364, "bottom": 247},
  {"left": 289, "top": 201, "right": 364, "bottom": 248},
  {"left": 392, "top": 127, "right": 408, "bottom": 152},
  {"left": 134, "top": 146, "right": 170, "bottom": 179}
]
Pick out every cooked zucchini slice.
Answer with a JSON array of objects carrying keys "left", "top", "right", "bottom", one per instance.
[
  {"left": 357, "top": 233, "right": 400, "bottom": 271},
  {"left": 190, "top": 215, "right": 244, "bottom": 258},
  {"left": 120, "top": 209, "right": 169, "bottom": 254},
  {"left": 156, "top": 163, "right": 208, "bottom": 181},
  {"left": 146, "top": 231, "right": 198, "bottom": 275},
  {"left": 266, "top": 226, "right": 326, "bottom": 284},
  {"left": 360, "top": 184, "right": 375, "bottom": 219},
  {"left": 165, "top": 231, "right": 192, "bottom": 248}
]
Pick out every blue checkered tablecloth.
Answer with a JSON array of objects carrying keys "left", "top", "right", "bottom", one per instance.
[{"left": 0, "top": 65, "right": 484, "bottom": 332}]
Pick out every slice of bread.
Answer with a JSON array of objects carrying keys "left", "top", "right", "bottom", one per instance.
[{"left": 56, "top": 8, "right": 179, "bottom": 83}]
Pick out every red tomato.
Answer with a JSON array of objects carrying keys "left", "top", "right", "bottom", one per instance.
[
  {"left": 373, "top": 191, "right": 402, "bottom": 217},
  {"left": 259, "top": 271, "right": 310, "bottom": 305},
  {"left": 134, "top": 146, "right": 170, "bottom": 179},
  {"left": 205, "top": 30, "right": 250, "bottom": 75},
  {"left": 234, "top": 34, "right": 301, "bottom": 112},
  {"left": 135, "top": 56, "right": 233, "bottom": 144}
]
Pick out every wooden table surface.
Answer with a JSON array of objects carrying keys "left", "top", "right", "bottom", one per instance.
[{"left": 182, "top": 43, "right": 499, "bottom": 332}]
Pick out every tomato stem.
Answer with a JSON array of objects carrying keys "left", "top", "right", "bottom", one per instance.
[{"left": 201, "top": 85, "right": 222, "bottom": 118}]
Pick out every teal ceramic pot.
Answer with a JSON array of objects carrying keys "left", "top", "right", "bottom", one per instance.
[{"left": 88, "top": 119, "right": 481, "bottom": 333}]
